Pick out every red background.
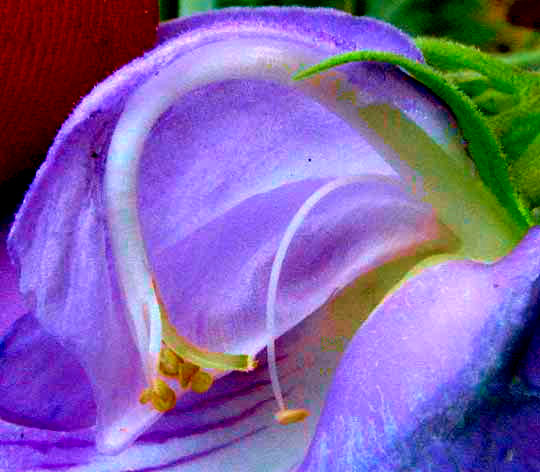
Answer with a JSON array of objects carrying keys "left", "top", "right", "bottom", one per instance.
[{"left": 0, "top": 0, "right": 159, "bottom": 185}]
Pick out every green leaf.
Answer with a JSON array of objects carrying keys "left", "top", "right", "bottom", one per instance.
[
  {"left": 293, "top": 50, "right": 532, "bottom": 234},
  {"left": 416, "top": 38, "right": 540, "bottom": 208}
]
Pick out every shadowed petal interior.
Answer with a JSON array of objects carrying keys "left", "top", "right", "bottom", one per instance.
[{"left": 150, "top": 175, "right": 450, "bottom": 358}]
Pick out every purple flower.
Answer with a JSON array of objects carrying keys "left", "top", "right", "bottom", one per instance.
[{"left": 1, "top": 7, "right": 538, "bottom": 471}]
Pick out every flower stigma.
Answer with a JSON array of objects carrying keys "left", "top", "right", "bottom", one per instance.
[{"left": 266, "top": 176, "right": 375, "bottom": 425}]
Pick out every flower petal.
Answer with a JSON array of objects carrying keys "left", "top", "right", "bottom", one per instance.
[
  {"left": 141, "top": 8, "right": 474, "bottom": 256},
  {"left": 0, "top": 421, "right": 96, "bottom": 471},
  {"left": 298, "top": 226, "right": 540, "bottom": 471},
  {"left": 6, "top": 6, "right": 473, "bottom": 456}
]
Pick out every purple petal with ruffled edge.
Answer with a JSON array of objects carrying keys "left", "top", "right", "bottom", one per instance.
[
  {"left": 298, "top": 227, "right": 540, "bottom": 471},
  {"left": 156, "top": 8, "right": 457, "bottom": 150}
]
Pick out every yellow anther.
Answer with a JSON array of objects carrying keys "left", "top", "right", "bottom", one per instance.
[
  {"left": 275, "top": 408, "right": 310, "bottom": 425},
  {"left": 159, "top": 347, "right": 182, "bottom": 377},
  {"left": 178, "top": 361, "right": 200, "bottom": 389},
  {"left": 140, "top": 379, "right": 177, "bottom": 412},
  {"left": 139, "top": 388, "right": 152, "bottom": 405},
  {"left": 153, "top": 378, "right": 171, "bottom": 397},
  {"left": 149, "top": 378, "right": 177, "bottom": 413},
  {"left": 190, "top": 371, "right": 214, "bottom": 393}
]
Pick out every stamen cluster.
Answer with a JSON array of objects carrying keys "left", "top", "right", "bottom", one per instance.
[{"left": 139, "top": 346, "right": 215, "bottom": 412}]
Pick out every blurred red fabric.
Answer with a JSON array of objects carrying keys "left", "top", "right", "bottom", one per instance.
[{"left": 0, "top": 0, "right": 159, "bottom": 184}]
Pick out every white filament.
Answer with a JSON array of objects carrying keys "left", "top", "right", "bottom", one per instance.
[
  {"left": 266, "top": 176, "right": 368, "bottom": 411},
  {"left": 105, "top": 37, "right": 404, "bottom": 382}
]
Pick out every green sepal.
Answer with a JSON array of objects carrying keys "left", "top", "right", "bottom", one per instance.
[
  {"left": 293, "top": 50, "right": 532, "bottom": 230},
  {"left": 443, "top": 71, "right": 490, "bottom": 98},
  {"left": 488, "top": 95, "right": 540, "bottom": 162},
  {"left": 497, "top": 48, "right": 540, "bottom": 71},
  {"left": 415, "top": 38, "right": 540, "bottom": 209},
  {"left": 511, "top": 133, "right": 540, "bottom": 208},
  {"left": 415, "top": 37, "right": 533, "bottom": 94},
  {"left": 473, "top": 89, "right": 518, "bottom": 115}
]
